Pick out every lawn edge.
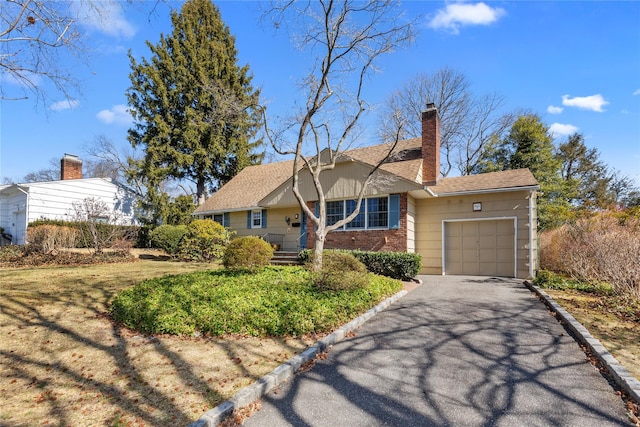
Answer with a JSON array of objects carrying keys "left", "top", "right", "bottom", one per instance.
[
  {"left": 187, "top": 289, "right": 409, "bottom": 427},
  {"left": 525, "top": 281, "right": 640, "bottom": 405}
]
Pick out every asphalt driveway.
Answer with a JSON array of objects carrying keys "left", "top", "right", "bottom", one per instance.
[{"left": 242, "top": 275, "right": 633, "bottom": 426}]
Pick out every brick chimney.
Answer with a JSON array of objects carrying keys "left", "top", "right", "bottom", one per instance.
[
  {"left": 422, "top": 103, "right": 440, "bottom": 186},
  {"left": 60, "top": 154, "right": 82, "bottom": 180}
]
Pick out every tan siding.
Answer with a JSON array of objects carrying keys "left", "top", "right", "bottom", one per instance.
[
  {"left": 407, "top": 195, "right": 416, "bottom": 253},
  {"left": 415, "top": 190, "right": 535, "bottom": 278},
  {"left": 261, "top": 161, "right": 421, "bottom": 207},
  {"left": 227, "top": 207, "right": 304, "bottom": 251}
]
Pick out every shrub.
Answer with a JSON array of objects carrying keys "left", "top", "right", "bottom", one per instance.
[
  {"left": 149, "top": 225, "right": 188, "bottom": 256},
  {"left": 311, "top": 251, "right": 370, "bottom": 292},
  {"left": 27, "top": 219, "right": 140, "bottom": 250},
  {"left": 135, "top": 225, "right": 154, "bottom": 248},
  {"left": 299, "top": 249, "right": 421, "bottom": 280},
  {"left": 533, "top": 269, "right": 613, "bottom": 294},
  {"left": 223, "top": 236, "right": 274, "bottom": 272},
  {"left": 540, "top": 211, "right": 640, "bottom": 298},
  {"left": 109, "top": 267, "right": 403, "bottom": 336},
  {"left": 177, "top": 219, "right": 232, "bottom": 262},
  {"left": 26, "top": 224, "right": 78, "bottom": 254}
]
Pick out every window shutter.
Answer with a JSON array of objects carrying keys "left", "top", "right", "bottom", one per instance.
[
  {"left": 223, "top": 212, "right": 230, "bottom": 228},
  {"left": 247, "top": 211, "right": 251, "bottom": 229},
  {"left": 261, "top": 209, "right": 267, "bottom": 228},
  {"left": 389, "top": 194, "right": 400, "bottom": 229}
]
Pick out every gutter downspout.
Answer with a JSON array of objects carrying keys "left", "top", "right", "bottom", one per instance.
[
  {"left": 529, "top": 189, "right": 535, "bottom": 278},
  {"left": 16, "top": 186, "right": 29, "bottom": 245}
]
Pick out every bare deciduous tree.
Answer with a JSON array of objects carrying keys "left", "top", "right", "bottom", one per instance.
[
  {"left": 21, "top": 157, "right": 60, "bottom": 182},
  {"left": 83, "top": 135, "right": 145, "bottom": 194},
  {"left": 0, "top": 0, "right": 141, "bottom": 103},
  {"left": 263, "top": 0, "right": 414, "bottom": 271},
  {"left": 72, "top": 197, "right": 125, "bottom": 253},
  {"left": 379, "top": 67, "right": 517, "bottom": 177}
]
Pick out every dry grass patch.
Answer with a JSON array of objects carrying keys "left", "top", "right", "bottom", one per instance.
[
  {"left": 0, "top": 253, "right": 317, "bottom": 426},
  {"left": 543, "top": 289, "right": 640, "bottom": 381}
]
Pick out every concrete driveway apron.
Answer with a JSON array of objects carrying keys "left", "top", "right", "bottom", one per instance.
[{"left": 243, "top": 276, "right": 633, "bottom": 426}]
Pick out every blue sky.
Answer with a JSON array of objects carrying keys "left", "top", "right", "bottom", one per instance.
[{"left": 1, "top": 1, "right": 639, "bottom": 187}]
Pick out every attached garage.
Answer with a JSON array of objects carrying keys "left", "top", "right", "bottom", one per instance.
[
  {"left": 414, "top": 185, "right": 538, "bottom": 279},
  {"left": 443, "top": 218, "right": 516, "bottom": 277}
]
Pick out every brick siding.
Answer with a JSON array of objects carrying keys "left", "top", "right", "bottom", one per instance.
[{"left": 305, "top": 194, "right": 408, "bottom": 252}]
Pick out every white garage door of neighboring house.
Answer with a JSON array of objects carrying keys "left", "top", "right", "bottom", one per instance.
[{"left": 443, "top": 218, "right": 516, "bottom": 277}]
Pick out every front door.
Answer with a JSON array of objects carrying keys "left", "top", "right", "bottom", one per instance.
[{"left": 299, "top": 211, "right": 307, "bottom": 250}]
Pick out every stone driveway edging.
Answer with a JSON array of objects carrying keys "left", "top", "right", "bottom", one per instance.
[
  {"left": 188, "top": 289, "right": 409, "bottom": 427},
  {"left": 525, "top": 281, "right": 640, "bottom": 404}
]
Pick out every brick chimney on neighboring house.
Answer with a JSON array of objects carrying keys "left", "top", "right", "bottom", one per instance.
[
  {"left": 421, "top": 103, "right": 440, "bottom": 186},
  {"left": 60, "top": 154, "right": 82, "bottom": 180}
]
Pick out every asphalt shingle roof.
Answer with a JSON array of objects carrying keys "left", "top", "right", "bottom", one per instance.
[
  {"left": 431, "top": 169, "right": 538, "bottom": 195},
  {"left": 194, "top": 160, "right": 295, "bottom": 214},
  {"left": 194, "top": 138, "right": 538, "bottom": 214}
]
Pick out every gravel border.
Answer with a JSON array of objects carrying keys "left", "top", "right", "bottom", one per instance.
[
  {"left": 525, "top": 281, "right": 640, "bottom": 404},
  {"left": 188, "top": 289, "right": 409, "bottom": 427}
]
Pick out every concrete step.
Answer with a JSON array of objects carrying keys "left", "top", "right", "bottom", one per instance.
[{"left": 270, "top": 251, "right": 301, "bottom": 266}]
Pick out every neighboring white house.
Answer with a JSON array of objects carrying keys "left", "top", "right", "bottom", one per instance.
[{"left": 0, "top": 155, "right": 137, "bottom": 245}]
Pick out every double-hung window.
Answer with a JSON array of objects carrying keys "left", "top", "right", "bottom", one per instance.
[
  {"left": 252, "top": 210, "right": 262, "bottom": 228},
  {"left": 326, "top": 201, "right": 344, "bottom": 226},
  {"left": 367, "top": 197, "right": 388, "bottom": 228},
  {"left": 345, "top": 199, "right": 365, "bottom": 229}
]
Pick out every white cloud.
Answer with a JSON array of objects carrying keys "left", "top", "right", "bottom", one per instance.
[
  {"left": 428, "top": 2, "right": 506, "bottom": 34},
  {"left": 633, "top": 89, "right": 640, "bottom": 96},
  {"left": 547, "top": 105, "right": 563, "bottom": 114},
  {"left": 549, "top": 123, "right": 579, "bottom": 136},
  {"left": 50, "top": 99, "right": 79, "bottom": 111},
  {"left": 561, "top": 94, "right": 609, "bottom": 112},
  {"left": 73, "top": 1, "right": 136, "bottom": 39},
  {"left": 97, "top": 104, "right": 133, "bottom": 125}
]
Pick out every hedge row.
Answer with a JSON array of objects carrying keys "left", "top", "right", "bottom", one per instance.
[
  {"left": 299, "top": 249, "right": 421, "bottom": 280},
  {"left": 28, "top": 220, "right": 140, "bottom": 249}
]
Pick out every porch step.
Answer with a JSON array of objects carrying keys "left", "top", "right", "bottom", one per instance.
[{"left": 270, "top": 251, "right": 301, "bottom": 266}]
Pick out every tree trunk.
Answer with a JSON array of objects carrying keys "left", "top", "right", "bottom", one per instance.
[
  {"left": 312, "top": 231, "right": 325, "bottom": 272},
  {"left": 196, "top": 179, "right": 206, "bottom": 206}
]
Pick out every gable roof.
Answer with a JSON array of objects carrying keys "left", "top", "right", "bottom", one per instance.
[{"left": 345, "top": 137, "right": 423, "bottom": 183}]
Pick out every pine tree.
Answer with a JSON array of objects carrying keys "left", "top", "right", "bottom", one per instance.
[
  {"left": 477, "top": 115, "right": 567, "bottom": 229},
  {"left": 126, "top": 0, "right": 262, "bottom": 210},
  {"left": 557, "top": 133, "right": 615, "bottom": 209}
]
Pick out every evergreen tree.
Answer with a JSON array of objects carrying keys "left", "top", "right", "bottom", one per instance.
[
  {"left": 126, "top": 0, "right": 262, "bottom": 210},
  {"left": 557, "top": 133, "right": 614, "bottom": 209},
  {"left": 477, "top": 115, "right": 567, "bottom": 230}
]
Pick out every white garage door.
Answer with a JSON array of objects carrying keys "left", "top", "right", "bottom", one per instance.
[{"left": 444, "top": 219, "right": 515, "bottom": 277}]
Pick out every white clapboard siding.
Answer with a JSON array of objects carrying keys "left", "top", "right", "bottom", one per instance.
[{"left": 0, "top": 178, "right": 137, "bottom": 245}]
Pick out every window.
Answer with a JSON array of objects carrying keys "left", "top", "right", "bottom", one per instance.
[
  {"left": 252, "top": 210, "right": 262, "bottom": 228},
  {"left": 213, "top": 214, "right": 224, "bottom": 224},
  {"left": 345, "top": 199, "right": 365, "bottom": 229},
  {"left": 323, "top": 196, "right": 393, "bottom": 230},
  {"left": 326, "top": 201, "right": 343, "bottom": 226},
  {"left": 367, "top": 197, "right": 388, "bottom": 228}
]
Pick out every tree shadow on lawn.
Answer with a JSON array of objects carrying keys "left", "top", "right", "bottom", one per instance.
[
  {"left": 0, "top": 274, "right": 310, "bottom": 426},
  {"left": 242, "top": 279, "right": 632, "bottom": 426}
]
